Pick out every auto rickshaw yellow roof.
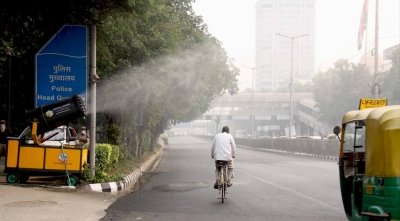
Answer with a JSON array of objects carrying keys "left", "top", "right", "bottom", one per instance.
[
  {"left": 364, "top": 105, "right": 400, "bottom": 177},
  {"left": 341, "top": 108, "right": 375, "bottom": 124},
  {"left": 366, "top": 105, "right": 400, "bottom": 127}
]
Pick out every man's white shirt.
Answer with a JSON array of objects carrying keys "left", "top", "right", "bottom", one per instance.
[{"left": 211, "top": 132, "right": 236, "bottom": 161}]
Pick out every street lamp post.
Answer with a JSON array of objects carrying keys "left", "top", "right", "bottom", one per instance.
[
  {"left": 275, "top": 33, "right": 308, "bottom": 139},
  {"left": 242, "top": 65, "right": 264, "bottom": 139}
]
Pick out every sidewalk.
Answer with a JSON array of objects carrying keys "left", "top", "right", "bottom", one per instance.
[{"left": 0, "top": 147, "right": 165, "bottom": 220}]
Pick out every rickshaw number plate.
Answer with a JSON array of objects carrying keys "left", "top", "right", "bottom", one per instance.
[{"left": 366, "top": 184, "right": 373, "bottom": 194}]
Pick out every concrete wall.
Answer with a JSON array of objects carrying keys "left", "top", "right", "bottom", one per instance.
[{"left": 196, "top": 135, "right": 340, "bottom": 157}]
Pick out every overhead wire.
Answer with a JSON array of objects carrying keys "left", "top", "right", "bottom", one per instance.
[{"left": 316, "top": 15, "right": 399, "bottom": 69}]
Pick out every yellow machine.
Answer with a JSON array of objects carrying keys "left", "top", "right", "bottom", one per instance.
[{"left": 4, "top": 95, "right": 87, "bottom": 186}]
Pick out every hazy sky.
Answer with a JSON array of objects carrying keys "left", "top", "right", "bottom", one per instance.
[{"left": 192, "top": 0, "right": 400, "bottom": 91}]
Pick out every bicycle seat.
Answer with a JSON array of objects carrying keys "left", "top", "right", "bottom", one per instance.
[{"left": 216, "top": 161, "right": 228, "bottom": 166}]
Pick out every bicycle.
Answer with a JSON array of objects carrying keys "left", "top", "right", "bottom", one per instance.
[
  {"left": 216, "top": 160, "right": 228, "bottom": 203},
  {"left": 163, "top": 138, "right": 169, "bottom": 147}
]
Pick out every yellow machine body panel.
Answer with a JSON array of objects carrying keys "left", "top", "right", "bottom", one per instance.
[
  {"left": 19, "top": 146, "right": 45, "bottom": 169},
  {"left": 6, "top": 140, "right": 20, "bottom": 168},
  {"left": 81, "top": 149, "right": 88, "bottom": 167},
  {"left": 45, "top": 148, "right": 85, "bottom": 171},
  {"left": 5, "top": 141, "right": 87, "bottom": 173}
]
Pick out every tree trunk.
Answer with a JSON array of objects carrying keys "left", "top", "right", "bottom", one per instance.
[
  {"left": 138, "top": 134, "right": 144, "bottom": 157},
  {"left": 132, "top": 132, "right": 139, "bottom": 158},
  {"left": 149, "top": 134, "right": 155, "bottom": 152}
]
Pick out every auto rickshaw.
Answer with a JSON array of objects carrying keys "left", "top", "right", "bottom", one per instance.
[{"left": 333, "top": 105, "right": 400, "bottom": 221}]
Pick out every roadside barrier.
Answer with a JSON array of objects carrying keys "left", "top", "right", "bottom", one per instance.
[{"left": 195, "top": 135, "right": 339, "bottom": 157}]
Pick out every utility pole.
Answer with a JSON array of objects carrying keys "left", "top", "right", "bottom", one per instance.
[
  {"left": 242, "top": 65, "right": 265, "bottom": 139},
  {"left": 373, "top": 0, "right": 380, "bottom": 98},
  {"left": 275, "top": 33, "right": 308, "bottom": 139}
]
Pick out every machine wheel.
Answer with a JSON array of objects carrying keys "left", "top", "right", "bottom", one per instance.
[
  {"left": 6, "top": 173, "right": 18, "bottom": 183},
  {"left": 18, "top": 172, "right": 30, "bottom": 183},
  {"left": 66, "top": 175, "right": 79, "bottom": 186}
]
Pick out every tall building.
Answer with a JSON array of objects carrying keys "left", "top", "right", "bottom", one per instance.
[{"left": 255, "top": 0, "right": 315, "bottom": 90}]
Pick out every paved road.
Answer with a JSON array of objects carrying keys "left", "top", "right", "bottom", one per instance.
[{"left": 102, "top": 136, "right": 347, "bottom": 221}]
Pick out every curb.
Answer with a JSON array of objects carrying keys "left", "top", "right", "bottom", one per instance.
[{"left": 70, "top": 147, "right": 166, "bottom": 192}]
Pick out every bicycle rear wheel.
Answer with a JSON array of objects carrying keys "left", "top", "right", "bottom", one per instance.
[{"left": 221, "top": 174, "right": 225, "bottom": 203}]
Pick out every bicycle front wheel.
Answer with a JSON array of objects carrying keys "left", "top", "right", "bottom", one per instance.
[{"left": 221, "top": 174, "right": 225, "bottom": 203}]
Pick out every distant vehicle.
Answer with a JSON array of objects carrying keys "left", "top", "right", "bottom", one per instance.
[
  {"left": 235, "top": 130, "right": 248, "bottom": 138},
  {"left": 326, "top": 134, "right": 339, "bottom": 141}
]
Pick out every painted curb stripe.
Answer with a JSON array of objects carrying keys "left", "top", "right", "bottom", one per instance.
[
  {"left": 100, "top": 183, "right": 111, "bottom": 192},
  {"left": 108, "top": 182, "right": 118, "bottom": 192},
  {"left": 89, "top": 183, "right": 103, "bottom": 192}
]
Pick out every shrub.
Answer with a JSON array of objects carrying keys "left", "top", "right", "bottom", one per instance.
[
  {"left": 110, "top": 144, "right": 120, "bottom": 166},
  {"left": 118, "top": 144, "right": 133, "bottom": 161},
  {"left": 107, "top": 124, "right": 122, "bottom": 145},
  {"left": 95, "top": 143, "right": 112, "bottom": 171}
]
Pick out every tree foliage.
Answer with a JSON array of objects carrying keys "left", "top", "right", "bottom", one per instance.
[
  {"left": 0, "top": 0, "right": 239, "bottom": 155},
  {"left": 380, "top": 48, "right": 400, "bottom": 104},
  {"left": 312, "top": 59, "right": 373, "bottom": 126},
  {"left": 313, "top": 50, "right": 399, "bottom": 127}
]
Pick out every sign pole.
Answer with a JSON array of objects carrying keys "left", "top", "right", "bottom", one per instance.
[{"left": 89, "top": 25, "right": 97, "bottom": 177}]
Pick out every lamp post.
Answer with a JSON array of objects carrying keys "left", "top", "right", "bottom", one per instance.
[
  {"left": 242, "top": 65, "right": 265, "bottom": 139},
  {"left": 275, "top": 33, "right": 308, "bottom": 139}
]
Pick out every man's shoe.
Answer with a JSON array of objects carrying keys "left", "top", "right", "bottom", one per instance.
[
  {"left": 214, "top": 182, "right": 219, "bottom": 189},
  {"left": 227, "top": 180, "right": 233, "bottom": 187}
]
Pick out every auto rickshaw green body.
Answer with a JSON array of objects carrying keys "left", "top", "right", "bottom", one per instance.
[{"left": 338, "top": 105, "right": 400, "bottom": 221}]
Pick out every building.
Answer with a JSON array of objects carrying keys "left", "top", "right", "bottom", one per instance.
[
  {"left": 255, "top": 0, "right": 316, "bottom": 90},
  {"left": 192, "top": 92, "right": 317, "bottom": 138},
  {"left": 359, "top": 44, "right": 399, "bottom": 74}
]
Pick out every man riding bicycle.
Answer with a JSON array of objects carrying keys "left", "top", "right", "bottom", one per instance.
[
  {"left": 211, "top": 126, "right": 236, "bottom": 189},
  {"left": 162, "top": 134, "right": 169, "bottom": 146}
]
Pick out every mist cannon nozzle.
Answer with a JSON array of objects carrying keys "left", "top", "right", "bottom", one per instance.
[{"left": 26, "top": 94, "right": 87, "bottom": 135}]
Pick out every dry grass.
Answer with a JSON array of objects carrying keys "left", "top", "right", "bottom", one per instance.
[{"left": 105, "top": 145, "right": 162, "bottom": 178}]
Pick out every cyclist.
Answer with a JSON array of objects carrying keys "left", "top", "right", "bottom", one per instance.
[
  {"left": 211, "top": 126, "right": 236, "bottom": 189},
  {"left": 162, "top": 134, "right": 169, "bottom": 146}
]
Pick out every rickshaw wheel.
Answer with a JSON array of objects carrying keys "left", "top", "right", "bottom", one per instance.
[
  {"left": 6, "top": 173, "right": 18, "bottom": 183},
  {"left": 19, "top": 172, "right": 30, "bottom": 183},
  {"left": 66, "top": 175, "right": 79, "bottom": 186}
]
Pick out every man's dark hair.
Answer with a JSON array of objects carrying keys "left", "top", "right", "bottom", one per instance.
[{"left": 222, "top": 126, "right": 229, "bottom": 133}]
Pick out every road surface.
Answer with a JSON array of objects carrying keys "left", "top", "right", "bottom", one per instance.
[{"left": 102, "top": 136, "right": 347, "bottom": 221}]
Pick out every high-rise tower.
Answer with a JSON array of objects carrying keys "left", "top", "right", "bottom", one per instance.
[{"left": 255, "top": 0, "right": 315, "bottom": 90}]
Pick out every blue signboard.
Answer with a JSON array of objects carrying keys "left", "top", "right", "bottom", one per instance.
[{"left": 35, "top": 25, "right": 88, "bottom": 107}]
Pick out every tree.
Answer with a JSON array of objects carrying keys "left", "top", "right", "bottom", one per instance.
[
  {"left": 0, "top": 0, "right": 239, "bottom": 156},
  {"left": 381, "top": 48, "right": 400, "bottom": 104},
  {"left": 312, "top": 59, "right": 373, "bottom": 126},
  {"left": 0, "top": 0, "right": 153, "bottom": 130}
]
